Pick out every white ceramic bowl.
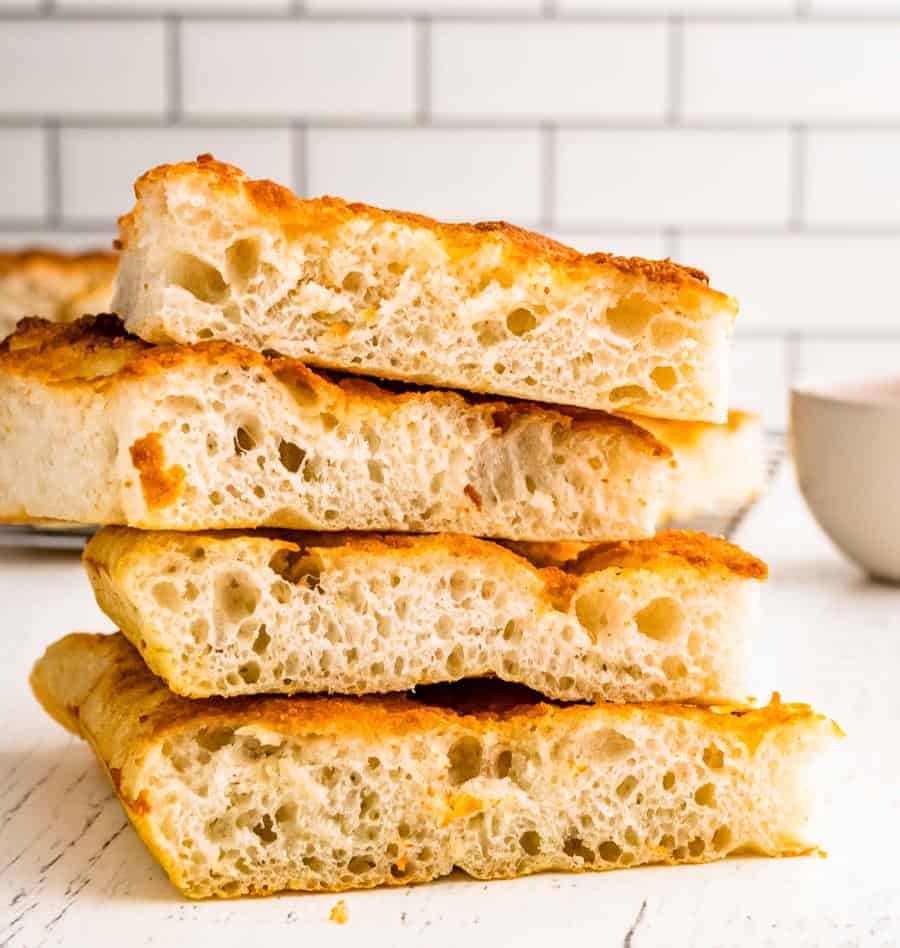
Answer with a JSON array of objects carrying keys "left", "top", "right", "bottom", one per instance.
[{"left": 792, "top": 379, "right": 900, "bottom": 582}]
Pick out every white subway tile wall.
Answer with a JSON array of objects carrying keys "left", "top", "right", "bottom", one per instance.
[
  {"left": 182, "top": 22, "right": 417, "bottom": 119},
  {"left": 682, "top": 23, "right": 900, "bottom": 121},
  {"left": 730, "top": 339, "right": 789, "bottom": 430},
  {"left": 308, "top": 0, "right": 541, "bottom": 9},
  {"left": 805, "top": 131, "right": 900, "bottom": 227},
  {"left": 556, "top": 130, "right": 791, "bottom": 227},
  {"left": 57, "top": 1, "right": 292, "bottom": 9},
  {"left": 557, "top": 1, "right": 794, "bottom": 9},
  {"left": 60, "top": 127, "right": 294, "bottom": 221},
  {"left": 0, "top": 22, "right": 167, "bottom": 117},
  {"left": 0, "top": 129, "right": 46, "bottom": 221},
  {"left": 432, "top": 23, "right": 667, "bottom": 120},
  {"left": 793, "top": 340, "right": 900, "bottom": 390},
  {"left": 307, "top": 128, "right": 542, "bottom": 223},
  {"left": 678, "top": 234, "right": 900, "bottom": 334},
  {"left": 0, "top": 3, "right": 897, "bottom": 429},
  {"left": 809, "top": 1, "right": 900, "bottom": 11}
]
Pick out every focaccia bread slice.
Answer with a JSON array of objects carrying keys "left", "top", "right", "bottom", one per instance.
[
  {"left": 31, "top": 633, "right": 839, "bottom": 900},
  {"left": 0, "top": 247, "right": 117, "bottom": 340},
  {"left": 0, "top": 315, "right": 671, "bottom": 539},
  {"left": 113, "top": 156, "right": 736, "bottom": 422},
  {"left": 84, "top": 528, "right": 766, "bottom": 704}
]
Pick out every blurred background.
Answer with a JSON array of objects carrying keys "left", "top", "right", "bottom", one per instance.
[{"left": 1, "top": 0, "right": 899, "bottom": 431}]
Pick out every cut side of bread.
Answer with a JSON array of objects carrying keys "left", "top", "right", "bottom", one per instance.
[
  {"left": 0, "top": 247, "right": 117, "bottom": 340},
  {"left": 0, "top": 315, "right": 671, "bottom": 539},
  {"left": 113, "top": 156, "right": 736, "bottom": 422},
  {"left": 84, "top": 528, "right": 766, "bottom": 704},
  {"left": 506, "top": 411, "right": 767, "bottom": 565},
  {"left": 31, "top": 632, "right": 840, "bottom": 900},
  {"left": 631, "top": 410, "right": 765, "bottom": 523}
]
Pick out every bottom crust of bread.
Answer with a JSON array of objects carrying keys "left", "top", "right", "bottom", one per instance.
[{"left": 31, "top": 633, "right": 839, "bottom": 899}]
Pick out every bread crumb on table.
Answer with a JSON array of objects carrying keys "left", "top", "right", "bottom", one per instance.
[{"left": 329, "top": 899, "right": 349, "bottom": 924}]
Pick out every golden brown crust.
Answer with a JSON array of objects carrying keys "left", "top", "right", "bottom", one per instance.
[
  {"left": 572, "top": 530, "right": 768, "bottom": 581},
  {"left": 121, "top": 155, "right": 734, "bottom": 307},
  {"left": 0, "top": 313, "right": 145, "bottom": 377},
  {"left": 85, "top": 527, "right": 766, "bottom": 619},
  {"left": 0, "top": 315, "right": 670, "bottom": 457},
  {"left": 86, "top": 526, "right": 584, "bottom": 615},
  {"left": 87, "top": 526, "right": 538, "bottom": 578},
  {"left": 32, "top": 632, "right": 837, "bottom": 759}
]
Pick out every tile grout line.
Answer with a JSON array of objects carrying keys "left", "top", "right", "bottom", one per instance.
[
  {"left": 415, "top": 17, "right": 432, "bottom": 125},
  {"left": 788, "top": 124, "right": 807, "bottom": 232},
  {"left": 292, "top": 124, "right": 308, "bottom": 198},
  {"left": 662, "top": 228, "right": 680, "bottom": 260},
  {"left": 784, "top": 332, "right": 802, "bottom": 386},
  {"left": 5, "top": 10, "right": 895, "bottom": 23},
  {"left": 4, "top": 116, "right": 900, "bottom": 133},
  {"left": 44, "top": 120, "right": 61, "bottom": 230},
  {"left": 540, "top": 123, "right": 556, "bottom": 233},
  {"left": 165, "top": 13, "right": 183, "bottom": 125},
  {"left": 0, "top": 219, "right": 118, "bottom": 235},
  {"left": 665, "top": 16, "right": 683, "bottom": 126}
]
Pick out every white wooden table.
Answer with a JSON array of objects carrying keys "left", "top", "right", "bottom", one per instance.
[{"left": 1, "top": 464, "right": 897, "bottom": 948}]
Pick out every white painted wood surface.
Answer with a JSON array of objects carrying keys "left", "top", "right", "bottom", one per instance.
[{"left": 1, "top": 465, "right": 897, "bottom": 947}]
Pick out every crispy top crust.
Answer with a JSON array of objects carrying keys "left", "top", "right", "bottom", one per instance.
[
  {"left": 86, "top": 527, "right": 768, "bottom": 613},
  {"left": 32, "top": 633, "right": 838, "bottom": 757},
  {"left": 121, "top": 155, "right": 735, "bottom": 310},
  {"left": 0, "top": 247, "right": 117, "bottom": 278},
  {"left": 88, "top": 526, "right": 539, "bottom": 570},
  {"left": 0, "top": 315, "right": 670, "bottom": 456},
  {"left": 572, "top": 530, "right": 768, "bottom": 580}
]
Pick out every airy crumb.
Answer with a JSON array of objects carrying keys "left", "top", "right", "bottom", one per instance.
[{"left": 329, "top": 899, "right": 349, "bottom": 924}]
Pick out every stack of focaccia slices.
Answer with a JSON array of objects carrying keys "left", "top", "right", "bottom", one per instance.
[{"left": 15, "top": 156, "right": 838, "bottom": 900}]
